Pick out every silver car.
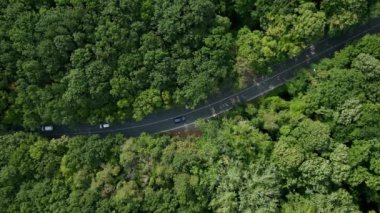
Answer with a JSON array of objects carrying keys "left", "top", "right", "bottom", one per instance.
[
  {"left": 99, "top": 123, "right": 110, "bottom": 129},
  {"left": 41, "top": 126, "right": 53, "bottom": 131}
]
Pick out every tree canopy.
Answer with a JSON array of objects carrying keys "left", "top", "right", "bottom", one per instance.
[
  {"left": 1, "top": 34, "right": 380, "bottom": 212},
  {"left": 0, "top": 0, "right": 376, "bottom": 129}
]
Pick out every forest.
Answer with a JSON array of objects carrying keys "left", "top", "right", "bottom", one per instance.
[
  {"left": 1, "top": 0, "right": 380, "bottom": 212},
  {"left": 0, "top": 34, "right": 380, "bottom": 212},
  {"left": 0, "top": 0, "right": 379, "bottom": 129}
]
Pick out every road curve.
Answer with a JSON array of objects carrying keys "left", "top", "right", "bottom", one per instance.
[{"left": 40, "top": 18, "right": 380, "bottom": 138}]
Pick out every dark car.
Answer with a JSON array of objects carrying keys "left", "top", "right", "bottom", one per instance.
[{"left": 173, "top": 116, "right": 186, "bottom": 124}]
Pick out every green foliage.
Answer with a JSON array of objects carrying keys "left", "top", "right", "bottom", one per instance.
[
  {"left": 234, "top": 0, "right": 374, "bottom": 86},
  {"left": 0, "top": 0, "right": 235, "bottom": 127},
  {"left": 370, "top": 1, "right": 380, "bottom": 18},
  {"left": 1, "top": 0, "right": 375, "bottom": 128},
  {"left": 282, "top": 189, "right": 360, "bottom": 213},
  {"left": 322, "top": 0, "right": 368, "bottom": 36},
  {"left": 0, "top": 3, "right": 380, "bottom": 213},
  {"left": 132, "top": 89, "right": 164, "bottom": 121}
]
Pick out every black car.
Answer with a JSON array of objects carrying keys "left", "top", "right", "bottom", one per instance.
[{"left": 173, "top": 116, "right": 186, "bottom": 124}]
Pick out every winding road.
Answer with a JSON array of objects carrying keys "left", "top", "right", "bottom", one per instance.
[{"left": 41, "top": 18, "right": 380, "bottom": 138}]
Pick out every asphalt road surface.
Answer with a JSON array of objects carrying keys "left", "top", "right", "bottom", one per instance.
[{"left": 40, "top": 18, "right": 380, "bottom": 138}]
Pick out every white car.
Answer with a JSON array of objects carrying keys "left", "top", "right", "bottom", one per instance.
[
  {"left": 99, "top": 123, "right": 110, "bottom": 129},
  {"left": 41, "top": 126, "right": 53, "bottom": 131}
]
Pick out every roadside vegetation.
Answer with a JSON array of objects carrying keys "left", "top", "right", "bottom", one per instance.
[
  {"left": 0, "top": 0, "right": 378, "bottom": 129},
  {"left": 1, "top": 34, "right": 379, "bottom": 212}
]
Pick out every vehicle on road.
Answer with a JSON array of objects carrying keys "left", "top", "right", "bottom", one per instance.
[
  {"left": 99, "top": 123, "right": 110, "bottom": 129},
  {"left": 173, "top": 116, "right": 186, "bottom": 124},
  {"left": 36, "top": 19, "right": 380, "bottom": 138},
  {"left": 211, "top": 107, "right": 217, "bottom": 117},
  {"left": 41, "top": 126, "right": 53, "bottom": 131}
]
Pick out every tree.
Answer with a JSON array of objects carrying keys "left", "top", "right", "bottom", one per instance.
[
  {"left": 321, "top": 0, "right": 368, "bottom": 36},
  {"left": 282, "top": 189, "right": 360, "bottom": 213},
  {"left": 291, "top": 3, "right": 326, "bottom": 42},
  {"left": 238, "top": 164, "right": 280, "bottom": 212},
  {"left": 132, "top": 89, "right": 164, "bottom": 120}
]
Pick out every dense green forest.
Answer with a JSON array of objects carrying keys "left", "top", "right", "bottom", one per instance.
[
  {"left": 0, "top": 0, "right": 379, "bottom": 129},
  {"left": 1, "top": 34, "right": 379, "bottom": 212}
]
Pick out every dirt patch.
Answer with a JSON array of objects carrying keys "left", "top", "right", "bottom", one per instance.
[{"left": 165, "top": 124, "right": 203, "bottom": 138}]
